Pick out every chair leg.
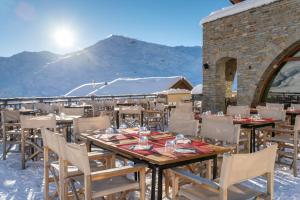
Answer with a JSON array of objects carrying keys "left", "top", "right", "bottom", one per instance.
[
  {"left": 59, "top": 159, "right": 68, "bottom": 200},
  {"left": 21, "top": 130, "right": 26, "bottom": 169},
  {"left": 172, "top": 173, "right": 179, "bottom": 200},
  {"left": 266, "top": 172, "right": 274, "bottom": 200},
  {"left": 44, "top": 147, "right": 50, "bottom": 200},
  {"left": 84, "top": 175, "right": 92, "bottom": 200},
  {"left": 139, "top": 168, "right": 146, "bottom": 200},
  {"left": 2, "top": 129, "right": 6, "bottom": 160}
]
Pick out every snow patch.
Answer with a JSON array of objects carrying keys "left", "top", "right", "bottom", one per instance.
[
  {"left": 201, "top": 0, "right": 280, "bottom": 24},
  {"left": 191, "top": 84, "right": 202, "bottom": 94}
]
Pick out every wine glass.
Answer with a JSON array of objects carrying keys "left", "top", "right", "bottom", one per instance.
[
  {"left": 119, "top": 123, "right": 128, "bottom": 130},
  {"left": 139, "top": 136, "right": 148, "bottom": 147},
  {"left": 165, "top": 140, "right": 175, "bottom": 152}
]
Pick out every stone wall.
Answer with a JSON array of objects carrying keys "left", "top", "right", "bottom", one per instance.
[{"left": 202, "top": 0, "right": 300, "bottom": 112}]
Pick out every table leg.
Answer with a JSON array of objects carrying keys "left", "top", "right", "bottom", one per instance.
[
  {"left": 252, "top": 127, "right": 256, "bottom": 152},
  {"left": 116, "top": 111, "right": 120, "bottom": 129},
  {"left": 141, "top": 111, "right": 144, "bottom": 127},
  {"left": 213, "top": 156, "right": 217, "bottom": 179},
  {"left": 151, "top": 167, "right": 157, "bottom": 200},
  {"left": 157, "top": 167, "right": 163, "bottom": 200},
  {"left": 291, "top": 114, "right": 296, "bottom": 125}
]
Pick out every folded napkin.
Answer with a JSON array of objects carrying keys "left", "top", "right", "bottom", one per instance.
[
  {"left": 176, "top": 139, "right": 191, "bottom": 144},
  {"left": 129, "top": 144, "right": 152, "bottom": 151},
  {"left": 174, "top": 148, "right": 197, "bottom": 154}
]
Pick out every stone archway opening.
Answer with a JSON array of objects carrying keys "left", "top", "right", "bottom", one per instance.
[
  {"left": 252, "top": 40, "right": 300, "bottom": 106},
  {"left": 216, "top": 57, "right": 237, "bottom": 110}
]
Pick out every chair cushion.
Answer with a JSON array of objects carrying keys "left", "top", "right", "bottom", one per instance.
[
  {"left": 179, "top": 183, "right": 262, "bottom": 200},
  {"left": 51, "top": 160, "right": 105, "bottom": 177},
  {"left": 73, "top": 175, "right": 139, "bottom": 198}
]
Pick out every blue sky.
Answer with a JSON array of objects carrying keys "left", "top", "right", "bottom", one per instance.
[{"left": 0, "top": 0, "right": 230, "bottom": 57}]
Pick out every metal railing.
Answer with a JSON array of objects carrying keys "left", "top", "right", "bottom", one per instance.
[
  {"left": 266, "top": 92, "right": 300, "bottom": 106},
  {"left": 0, "top": 94, "right": 159, "bottom": 109}
]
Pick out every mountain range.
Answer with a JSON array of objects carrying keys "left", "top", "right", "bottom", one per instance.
[{"left": 0, "top": 35, "right": 202, "bottom": 97}]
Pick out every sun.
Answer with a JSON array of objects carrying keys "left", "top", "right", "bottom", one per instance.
[{"left": 53, "top": 27, "right": 75, "bottom": 48}]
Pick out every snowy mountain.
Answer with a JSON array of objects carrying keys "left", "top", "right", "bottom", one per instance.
[
  {"left": 270, "top": 61, "right": 300, "bottom": 93},
  {"left": 0, "top": 35, "right": 202, "bottom": 97}
]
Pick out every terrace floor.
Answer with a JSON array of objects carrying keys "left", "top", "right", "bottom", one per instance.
[{"left": 0, "top": 145, "right": 299, "bottom": 200}]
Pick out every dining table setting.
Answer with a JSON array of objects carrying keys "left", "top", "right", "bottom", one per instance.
[{"left": 81, "top": 126, "right": 232, "bottom": 200}]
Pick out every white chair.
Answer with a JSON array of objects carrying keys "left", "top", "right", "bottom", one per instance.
[
  {"left": 42, "top": 129, "right": 115, "bottom": 200},
  {"left": 291, "top": 103, "right": 300, "bottom": 110},
  {"left": 59, "top": 106, "right": 84, "bottom": 116},
  {"left": 36, "top": 103, "right": 56, "bottom": 114},
  {"left": 171, "top": 144, "right": 278, "bottom": 200},
  {"left": 20, "top": 115, "right": 56, "bottom": 169},
  {"left": 73, "top": 116, "right": 111, "bottom": 141},
  {"left": 119, "top": 106, "right": 143, "bottom": 127},
  {"left": 1, "top": 110, "right": 21, "bottom": 160},
  {"left": 200, "top": 115, "right": 241, "bottom": 151},
  {"left": 226, "top": 105, "right": 250, "bottom": 118},
  {"left": 257, "top": 107, "right": 286, "bottom": 121},
  {"left": 57, "top": 136, "right": 146, "bottom": 200},
  {"left": 262, "top": 116, "right": 300, "bottom": 176},
  {"left": 266, "top": 103, "right": 284, "bottom": 110},
  {"left": 168, "top": 119, "right": 199, "bottom": 137}
]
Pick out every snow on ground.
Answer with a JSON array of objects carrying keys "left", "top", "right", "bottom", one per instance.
[{"left": 1, "top": 144, "right": 300, "bottom": 199}]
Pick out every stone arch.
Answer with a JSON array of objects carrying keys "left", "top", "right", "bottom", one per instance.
[
  {"left": 215, "top": 57, "right": 237, "bottom": 111},
  {"left": 252, "top": 39, "right": 300, "bottom": 106}
]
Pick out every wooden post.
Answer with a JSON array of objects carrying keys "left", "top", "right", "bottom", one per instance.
[{"left": 44, "top": 147, "right": 49, "bottom": 200}]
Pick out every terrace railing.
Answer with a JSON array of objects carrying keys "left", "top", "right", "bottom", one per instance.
[
  {"left": 0, "top": 94, "right": 159, "bottom": 109},
  {"left": 266, "top": 92, "right": 300, "bottom": 107}
]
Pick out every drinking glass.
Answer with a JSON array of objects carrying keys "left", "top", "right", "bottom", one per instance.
[
  {"left": 139, "top": 136, "right": 148, "bottom": 146},
  {"left": 165, "top": 140, "right": 175, "bottom": 152}
]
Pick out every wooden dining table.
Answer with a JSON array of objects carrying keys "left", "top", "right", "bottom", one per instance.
[
  {"left": 82, "top": 129, "right": 232, "bottom": 200},
  {"left": 196, "top": 114, "right": 276, "bottom": 153},
  {"left": 234, "top": 118, "right": 275, "bottom": 152},
  {"left": 251, "top": 107, "right": 300, "bottom": 125}
]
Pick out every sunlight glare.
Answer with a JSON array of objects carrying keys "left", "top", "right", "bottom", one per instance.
[{"left": 53, "top": 27, "right": 75, "bottom": 48}]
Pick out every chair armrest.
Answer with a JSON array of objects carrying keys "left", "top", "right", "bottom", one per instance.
[
  {"left": 258, "top": 127, "right": 294, "bottom": 134},
  {"left": 171, "top": 168, "right": 220, "bottom": 190},
  {"left": 88, "top": 151, "right": 114, "bottom": 160},
  {"left": 277, "top": 124, "right": 293, "bottom": 129},
  {"left": 91, "top": 164, "right": 146, "bottom": 181}
]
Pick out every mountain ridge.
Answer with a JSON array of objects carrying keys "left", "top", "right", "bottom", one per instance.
[{"left": 0, "top": 35, "right": 202, "bottom": 97}]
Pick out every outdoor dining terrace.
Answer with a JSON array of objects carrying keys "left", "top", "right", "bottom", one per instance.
[{"left": 0, "top": 96, "right": 300, "bottom": 199}]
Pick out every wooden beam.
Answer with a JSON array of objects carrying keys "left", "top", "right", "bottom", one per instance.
[{"left": 283, "top": 57, "right": 300, "bottom": 62}]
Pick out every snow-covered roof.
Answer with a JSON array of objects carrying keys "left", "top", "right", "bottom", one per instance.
[
  {"left": 157, "top": 88, "right": 191, "bottom": 95},
  {"left": 65, "top": 82, "right": 105, "bottom": 96},
  {"left": 89, "top": 76, "right": 189, "bottom": 96},
  {"left": 201, "top": 0, "right": 279, "bottom": 24},
  {"left": 191, "top": 84, "right": 203, "bottom": 94}
]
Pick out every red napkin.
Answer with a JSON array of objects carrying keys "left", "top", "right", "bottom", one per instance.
[{"left": 117, "top": 141, "right": 163, "bottom": 156}]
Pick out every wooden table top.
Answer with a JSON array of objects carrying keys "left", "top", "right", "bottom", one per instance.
[{"left": 84, "top": 130, "right": 232, "bottom": 166}]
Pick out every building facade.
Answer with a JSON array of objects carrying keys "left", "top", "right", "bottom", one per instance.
[{"left": 202, "top": 0, "right": 300, "bottom": 112}]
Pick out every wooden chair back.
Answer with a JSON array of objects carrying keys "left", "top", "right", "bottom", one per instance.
[
  {"left": 58, "top": 136, "right": 90, "bottom": 174},
  {"left": 41, "top": 128, "right": 62, "bottom": 155},
  {"left": 227, "top": 105, "right": 250, "bottom": 118},
  {"left": 59, "top": 106, "right": 84, "bottom": 116},
  {"left": 291, "top": 104, "right": 300, "bottom": 110},
  {"left": 36, "top": 103, "right": 55, "bottom": 114},
  {"left": 119, "top": 106, "right": 143, "bottom": 115},
  {"left": 168, "top": 119, "right": 199, "bottom": 137},
  {"left": 220, "top": 144, "right": 277, "bottom": 188},
  {"left": 266, "top": 103, "right": 284, "bottom": 110},
  {"left": 257, "top": 107, "right": 286, "bottom": 121},
  {"left": 200, "top": 115, "right": 240, "bottom": 145},
  {"left": 73, "top": 116, "right": 111, "bottom": 134},
  {"left": 1, "top": 110, "right": 20, "bottom": 123},
  {"left": 20, "top": 115, "right": 56, "bottom": 130},
  {"left": 21, "top": 103, "right": 33, "bottom": 110}
]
